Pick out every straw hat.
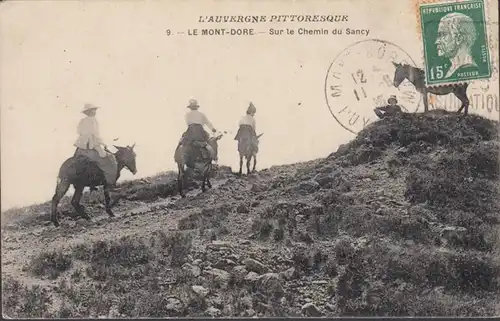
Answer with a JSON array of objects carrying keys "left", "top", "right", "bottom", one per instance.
[
  {"left": 82, "top": 103, "right": 99, "bottom": 113},
  {"left": 387, "top": 95, "right": 398, "bottom": 104},
  {"left": 187, "top": 99, "right": 200, "bottom": 109}
]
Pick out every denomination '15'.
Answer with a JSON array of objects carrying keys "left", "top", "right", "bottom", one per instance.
[{"left": 430, "top": 66, "right": 444, "bottom": 80}]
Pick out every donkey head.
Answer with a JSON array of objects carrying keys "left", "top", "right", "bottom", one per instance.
[
  {"left": 208, "top": 133, "right": 224, "bottom": 160},
  {"left": 114, "top": 143, "right": 137, "bottom": 175},
  {"left": 392, "top": 61, "right": 408, "bottom": 88}
]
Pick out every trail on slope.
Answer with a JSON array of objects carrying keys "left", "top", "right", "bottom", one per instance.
[
  {"left": 2, "top": 110, "right": 500, "bottom": 318},
  {"left": 1, "top": 177, "right": 231, "bottom": 290}
]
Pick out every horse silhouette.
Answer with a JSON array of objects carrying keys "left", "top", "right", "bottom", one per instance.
[
  {"left": 392, "top": 62, "right": 470, "bottom": 115},
  {"left": 174, "top": 133, "right": 223, "bottom": 198},
  {"left": 236, "top": 127, "right": 263, "bottom": 176},
  {"left": 50, "top": 144, "right": 137, "bottom": 227}
]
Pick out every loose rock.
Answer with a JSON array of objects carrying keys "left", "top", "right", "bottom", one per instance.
[
  {"left": 191, "top": 285, "right": 209, "bottom": 298},
  {"left": 280, "top": 267, "right": 299, "bottom": 281},
  {"left": 214, "top": 259, "right": 236, "bottom": 269},
  {"left": 297, "top": 180, "right": 320, "bottom": 194},
  {"left": 165, "top": 297, "right": 185, "bottom": 316},
  {"left": 182, "top": 263, "right": 201, "bottom": 278},
  {"left": 243, "top": 258, "right": 268, "bottom": 274},
  {"left": 209, "top": 241, "right": 232, "bottom": 250},
  {"left": 301, "top": 303, "right": 322, "bottom": 317},
  {"left": 245, "top": 271, "right": 262, "bottom": 284},
  {"left": 205, "top": 307, "right": 222, "bottom": 317},
  {"left": 203, "top": 268, "right": 230, "bottom": 286},
  {"left": 232, "top": 265, "right": 248, "bottom": 279},
  {"left": 237, "top": 204, "right": 250, "bottom": 214},
  {"left": 251, "top": 183, "right": 268, "bottom": 193},
  {"left": 257, "top": 273, "right": 284, "bottom": 297}
]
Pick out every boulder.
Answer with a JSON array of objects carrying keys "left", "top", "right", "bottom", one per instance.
[
  {"left": 243, "top": 258, "right": 269, "bottom": 274},
  {"left": 301, "top": 303, "right": 322, "bottom": 317}
]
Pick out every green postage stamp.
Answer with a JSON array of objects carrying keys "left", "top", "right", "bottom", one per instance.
[{"left": 419, "top": 0, "right": 492, "bottom": 86}]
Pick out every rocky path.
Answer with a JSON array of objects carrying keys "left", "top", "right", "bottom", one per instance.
[
  {"left": 1, "top": 177, "right": 233, "bottom": 294},
  {"left": 3, "top": 111, "right": 500, "bottom": 317}
]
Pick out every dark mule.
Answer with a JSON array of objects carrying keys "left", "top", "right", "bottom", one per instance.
[
  {"left": 174, "top": 134, "right": 223, "bottom": 198},
  {"left": 50, "top": 145, "right": 137, "bottom": 227},
  {"left": 237, "top": 129, "right": 263, "bottom": 176},
  {"left": 392, "top": 62, "right": 470, "bottom": 115}
]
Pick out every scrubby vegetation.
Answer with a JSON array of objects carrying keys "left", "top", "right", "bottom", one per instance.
[{"left": 2, "top": 110, "right": 499, "bottom": 317}]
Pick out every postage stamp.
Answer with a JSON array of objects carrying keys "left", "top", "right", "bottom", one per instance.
[
  {"left": 419, "top": 0, "right": 492, "bottom": 85},
  {"left": 325, "top": 39, "right": 422, "bottom": 134}
]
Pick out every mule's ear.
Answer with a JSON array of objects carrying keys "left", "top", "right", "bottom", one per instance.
[
  {"left": 131, "top": 143, "right": 136, "bottom": 150},
  {"left": 257, "top": 133, "right": 264, "bottom": 139},
  {"left": 392, "top": 61, "right": 401, "bottom": 67},
  {"left": 113, "top": 145, "right": 122, "bottom": 150}
]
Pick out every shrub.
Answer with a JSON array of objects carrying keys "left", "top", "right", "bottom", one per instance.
[{"left": 29, "top": 250, "right": 73, "bottom": 279}]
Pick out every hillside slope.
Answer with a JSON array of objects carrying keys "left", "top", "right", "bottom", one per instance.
[{"left": 2, "top": 110, "right": 500, "bottom": 317}]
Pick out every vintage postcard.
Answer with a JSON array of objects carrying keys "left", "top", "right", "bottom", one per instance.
[{"left": 1, "top": 0, "right": 499, "bottom": 318}]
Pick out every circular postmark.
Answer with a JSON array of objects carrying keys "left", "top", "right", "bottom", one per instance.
[{"left": 325, "top": 39, "right": 422, "bottom": 134}]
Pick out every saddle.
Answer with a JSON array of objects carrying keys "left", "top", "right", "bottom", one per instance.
[
  {"left": 192, "top": 141, "right": 208, "bottom": 148},
  {"left": 185, "top": 140, "right": 215, "bottom": 162}
]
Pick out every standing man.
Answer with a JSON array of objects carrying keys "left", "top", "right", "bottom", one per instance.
[
  {"left": 74, "top": 103, "right": 118, "bottom": 187},
  {"left": 182, "top": 98, "right": 217, "bottom": 159}
]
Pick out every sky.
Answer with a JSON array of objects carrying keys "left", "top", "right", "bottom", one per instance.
[{"left": 1, "top": 0, "right": 498, "bottom": 211}]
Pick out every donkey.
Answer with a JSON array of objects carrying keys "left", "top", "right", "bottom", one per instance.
[
  {"left": 50, "top": 145, "right": 137, "bottom": 227},
  {"left": 237, "top": 128, "right": 263, "bottom": 176},
  {"left": 392, "top": 62, "right": 470, "bottom": 115},
  {"left": 174, "top": 133, "right": 223, "bottom": 198}
]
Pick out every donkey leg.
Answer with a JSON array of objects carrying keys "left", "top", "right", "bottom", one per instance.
[
  {"left": 206, "top": 164, "right": 212, "bottom": 189},
  {"left": 72, "top": 185, "right": 91, "bottom": 220},
  {"left": 422, "top": 90, "right": 429, "bottom": 113},
  {"left": 454, "top": 87, "right": 469, "bottom": 115},
  {"left": 206, "top": 163, "right": 213, "bottom": 188},
  {"left": 103, "top": 184, "right": 115, "bottom": 217},
  {"left": 201, "top": 163, "right": 208, "bottom": 192},
  {"left": 246, "top": 157, "right": 251, "bottom": 175},
  {"left": 51, "top": 179, "right": 71, "bottom": 227},
  {"left": 238, "top": 154, "right": 243, "bottom": 176},
  {"left": 253, "top": 155, "right": 257, "bottom": 173},
  {"left": 201, "top": 180, "right": 206, "bottom": 192},
  {"left": 177, "top": 164, "right": 186, "bottom": 198}
]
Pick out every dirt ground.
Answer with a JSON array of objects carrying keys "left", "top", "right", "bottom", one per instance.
[{"left": 2, "top": 110, "right": 500, "bottom": 317}]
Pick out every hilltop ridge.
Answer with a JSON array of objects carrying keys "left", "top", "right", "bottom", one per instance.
[{"left": 2, "top": 110, "right": 500, "bottom": 317}]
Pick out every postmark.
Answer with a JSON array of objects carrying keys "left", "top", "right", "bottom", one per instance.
[
  {"left": 324, "top": 39, "right": 422, "bottom": 134},
  {"left": 419, "top": 0, "right": 492, "bottom": 86},
  {"left": 429, "top": 81, "right": 499, "bottom": 118}
]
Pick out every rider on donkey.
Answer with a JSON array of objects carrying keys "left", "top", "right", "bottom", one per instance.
[
  {"left": 234, "top": 102, "right": 257, "bottom": 144},
  {"left": 374, "top": 95, "right": 404, "bottom": 119},
  {"left": 73, "top": 103, "right": 118, "bottom": 189},
  {"left": 181, "top": 98, "right": 217, "bottom": 162}
]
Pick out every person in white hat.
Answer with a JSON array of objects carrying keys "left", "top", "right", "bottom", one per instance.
[
  {"left": 234, "top": 102, "right": 257, "bottom": 142},
  {"left": 374, "top": 95, "right": 403, "bottom": 119},
  {"left": 73, "top": 103, "right": 118, "bottom": 187},
  {"left": 181, "top": 98, "right": 217, "bottom": 158}
]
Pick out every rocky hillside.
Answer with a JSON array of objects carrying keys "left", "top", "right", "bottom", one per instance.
[{"left": 2, "top": 110, "right": 500, "bottom": 317}]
